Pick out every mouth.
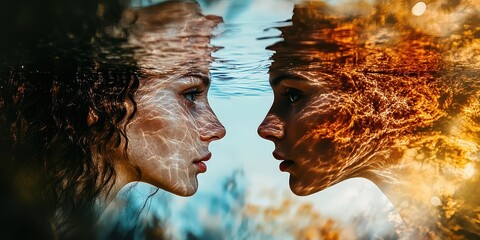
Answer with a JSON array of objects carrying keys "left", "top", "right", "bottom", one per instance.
[
  {"left": 279, "top": 160, "right": 294, "bottom": 172},
  {"left": 273, "top": 151, "right": 295, "bottom": 172},
  {"left": 193, "top": 152, "right": 211, "bottom": 173}
]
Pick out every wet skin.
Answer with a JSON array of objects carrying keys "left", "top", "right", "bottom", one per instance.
[
  {"left": 112, "top": 2, "right": 226, "bottom": 197},
  {"left": 257, "top": 1, "right": 480, "bottom": 237},
  {"left": 256, "top": 0, "right": 449, "bottom": 197},
  {"left": 125, "top": 73, "right": 225, "bottom": 196},
  {"left": 257, "top": 72, "right": 369, "bottom": 196}
]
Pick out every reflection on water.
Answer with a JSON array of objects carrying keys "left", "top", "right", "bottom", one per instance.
[
  {"left": 209, "top": 21, "right": 288, "bottom": 97},
  {"left": 207, "top": 0, "right": 293, "bottom": 97}
]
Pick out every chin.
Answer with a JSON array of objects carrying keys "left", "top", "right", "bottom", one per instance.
[
  {"left": 171, "top": 179, "right": 199, "bottom": 197},
  {"left": 175, "top": 189, "right": 197, "bottom": 197},
  {"left": 151, "top": 176, "right": 199, "bottom": 196},
  {"left": 289, "top": 176, "right": 323, "bottom": 196}
]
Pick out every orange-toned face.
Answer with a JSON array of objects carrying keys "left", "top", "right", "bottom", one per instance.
[
  {"left": 257, "top": 0, "right": 446, "bottom": 197},
  {"left": 258, "top": 71, "right": 361, "bottom": 196},
  {"left": 258, "top": 57, "right": 443, "bottom": 197}
]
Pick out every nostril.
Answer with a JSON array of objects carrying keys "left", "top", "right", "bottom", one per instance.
[
  {"left": 260, "top": 134, "right": 278, "bottom": 142},
  {"left": 207, "top": 136, "right": 219, "bottom": 141},
  {"left": 258, "top": 114, "right": 284, "bottom": 140},
  {"left": 263, "top": 135, "right": 278, "bottom": 142},
  {"left": 257, "top": 125, "right": 281, "bottom": 141},
  {"left": 261, "top": 133, "right": 278, "bottom": 142},
  {"left": 257, "top": 126, "right": 268, "bottom": 139},
  {"left": 201, "top": 134, "right": 219, "bottom": 142},
  {"left": 200, "top": 125, "right": 226, "bottom": 142}
]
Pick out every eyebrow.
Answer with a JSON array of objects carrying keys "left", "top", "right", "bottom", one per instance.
[
  {"left": 270, "top": 73, "right": 308, "bottom": 86},
  {"left": 182, "top": 73, "right": 211, "bottom": 87}
]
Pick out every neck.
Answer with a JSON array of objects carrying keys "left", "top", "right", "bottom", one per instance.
[{"left": 93, "top": 151, "right": 136, "bottom": 213}]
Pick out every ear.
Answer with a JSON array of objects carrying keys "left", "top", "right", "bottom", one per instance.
[{"left": 87, "top": 108, "right": 99, "bottom": 127}]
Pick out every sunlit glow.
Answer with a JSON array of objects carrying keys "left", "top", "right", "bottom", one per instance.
[
  {"left": 430, "top": 196, "right": 442, "bottom": 206},
  {"left": 264, "top": 0, "right": 480, "bottom": 238},
  {"left": 463, "top": 163, "right": 475, "bottom": 179},
  {"left": 412, "top": 2, "right": 427, "bottom": 16}
]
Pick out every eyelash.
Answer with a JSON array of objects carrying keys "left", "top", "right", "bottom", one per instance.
[
  {"left": 183, "top": 88, "right": 204, "bottom": 103},
  {"left": 281, "top": 88, "right": 302, "bottom": 104}
]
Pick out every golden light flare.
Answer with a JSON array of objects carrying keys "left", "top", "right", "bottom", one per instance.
[
  {"left": 242, "top": 198, "right": 348, "bottom": 239},
  {"left": 463, "top": 163, "right": 476, "bottom": 179}
]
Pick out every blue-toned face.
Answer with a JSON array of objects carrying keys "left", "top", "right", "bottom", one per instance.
[
  {"left": 115, "top": 1, "right": 225, "bottom": 196},
  {"left": 126, "top": 74, "right": 225, "bottom": 196}
]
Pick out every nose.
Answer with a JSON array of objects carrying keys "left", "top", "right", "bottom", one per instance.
[
  {"left": 199, "top": 109, "right": 226, "bottom": 143},
  {"left": 257, "top": 113, "right": 284, "bottom": 142}
]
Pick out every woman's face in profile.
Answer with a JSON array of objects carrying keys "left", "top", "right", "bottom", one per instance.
[
  {"left": 120, "top": 2, "right": 225, "bottom": 196},
  {"left": 256, "top": 2, "right": 440, "bottom": 196},
  {"left": 258, "top": 71, "right": 361, "bottom": 196},
  {"left": 258, "top": 43, "right": 442, "bottom": 197},
  {"left": 127, "top": 73, "right": 225, "bottom": 196}
]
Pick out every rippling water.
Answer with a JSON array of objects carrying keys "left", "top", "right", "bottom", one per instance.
[
  {"left": 204, "top": 1, "right": 290, "bottom": 97},
  {"left": 209, "top": 21, "right": 291, "bottom": 97}
]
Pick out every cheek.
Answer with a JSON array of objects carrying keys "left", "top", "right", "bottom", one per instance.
[
  {"left": 287, "top": 102, "right": 337, "bottom": 152},
  {"left": 287, "top": 96, "right": 376, "bottom": 192},
  {"left": 288, "top": 99, "right": 352, "bottom": 172},
  {"left": 289, "top": 150, "right": 351, "bottom": 196},
  {"left": 294, "top": 95, "right": 353, "bottom": 148},
  {"left": 192, "top": 102, "right": 217, "bottom": 127},
  {"left": 126, "top": 106, "right": 200, "bottom": 194},
  {"left": 289, "top": 168, "right": 334, "bottom": 196},
  {"left": 127, "top": 95, "right": 199, "bottom": 165}
]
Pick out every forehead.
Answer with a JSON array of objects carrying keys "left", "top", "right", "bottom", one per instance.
[
  {"left": 130, "top": 2, "right": 220, "bottom": 78},
  {"left": 133, "top": 1, "right": 221, "bottom": 40},
  {"left": 269, "top": 69, "right": 337, "bottom": 85},
  {"left": 137, "top": 73, "right": 211, "bottom": 98}
]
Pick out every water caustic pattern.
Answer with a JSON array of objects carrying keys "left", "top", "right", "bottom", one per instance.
[
  {"left": 258, "top": 0, "right": 480, "bottom": 238},
  {"left": 122, "top": 2, "right": 226, "bottom": 196}
]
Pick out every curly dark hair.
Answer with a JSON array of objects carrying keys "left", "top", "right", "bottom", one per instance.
[{"left": 0, "top": 0, "right": 140, "bottom": 238}]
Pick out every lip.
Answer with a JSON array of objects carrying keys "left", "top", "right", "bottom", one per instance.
[
  {"left": 272, "top": 151, "right": 286, "bottom": 160},
  {"left": 193, "top": 152, "right": 211, "bottom": 173},
  {"left": 195, "top": 152, "right": 212, "bottom": 162},
  {"left": 279, "top": 160, "right": 294, "bottom": 172},
  {"left": 273, "top": 151, "right": 294, "bottom": 172}
]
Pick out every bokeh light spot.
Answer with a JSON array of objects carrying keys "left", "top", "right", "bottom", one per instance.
[
  {"left": 430, "top": 196, "right": 442, "bottom": 206},
  {"left": 412, "top": 2, "right": 427, "bottom": 16},
  {"left": 463, "top": 163, "right": 475, "bottom": 179}
]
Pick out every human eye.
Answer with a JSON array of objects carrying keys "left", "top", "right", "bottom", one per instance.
[
  {"left": 183, "top": 88, "right": 204, "bottom": 103},
  {"left": 281, "top": 88, "right": 302, "bottom": 104}
]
